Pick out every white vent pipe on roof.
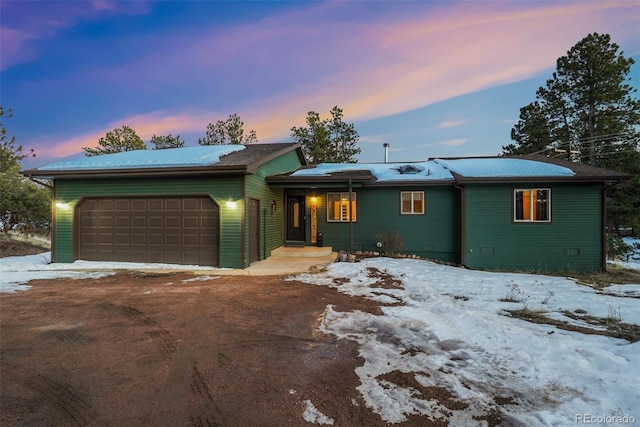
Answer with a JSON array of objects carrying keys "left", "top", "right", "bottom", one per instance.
[{"left": 383, "top": 143, "right": 389, "bottom": 163}]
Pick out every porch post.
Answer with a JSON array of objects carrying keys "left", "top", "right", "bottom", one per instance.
[{"left": 348, "top": 178, "right": 353, "bottom": 253}]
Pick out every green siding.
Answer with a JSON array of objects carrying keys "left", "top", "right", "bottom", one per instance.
[
  {"left": 463, "top": 183, "right": 603, "bottom": 272},
  {"left": 298, "top": 186, "right": 460, "bottom": 263},
  {"left": 244, "top": 150, "right": 301, "bottom": 265},
  {"left": 53, "top": 175, "right": 244, "bottom": 268}
]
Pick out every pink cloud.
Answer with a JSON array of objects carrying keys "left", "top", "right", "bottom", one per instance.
[{"left": 31, "top": 1, "right": 640, "bottom": 159}]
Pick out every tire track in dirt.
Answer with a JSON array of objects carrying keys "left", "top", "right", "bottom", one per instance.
[
  {"left": 22, "top": 374, "right": 101, "bottom": 427},
  {"left": 97, "top": 302, "right": 177, "bottom": 358},
  {"left": 188, "top": 362, "right": 222, "bottom": 427},
  {"left": 146, "top": 287, "right": 225, "bottom": 426}
]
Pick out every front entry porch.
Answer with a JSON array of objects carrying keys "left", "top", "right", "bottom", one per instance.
[{"left": 271, "top": 245, "right": 333, "bottom": 258}]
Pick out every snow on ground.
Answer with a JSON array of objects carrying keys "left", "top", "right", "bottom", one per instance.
[
  {"left": 0, "top": 252, "right": 220, "bottom": 293},
  {"left": 611, "top": 237, "right": 640, "bottom": 270},
  {"left": 293, "top": 258, "right": 640, "bottom": 426},
  {"left": 2, "top": 251, "right": 639, "bottom": 425}
]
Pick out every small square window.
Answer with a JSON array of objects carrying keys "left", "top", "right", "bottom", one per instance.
[{"left": 401, "top": 191, "right": 425, "bottom": 214}]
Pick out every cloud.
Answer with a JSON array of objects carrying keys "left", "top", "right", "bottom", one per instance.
[
  {"left": 441, "top": 139, "right": 470, "bottom": 147},
  {"left": 22, "top": 1, "right": 640, "bottom": 160},
  {"left": 439, "top": 120, "right": 468, "bottom": 129}
]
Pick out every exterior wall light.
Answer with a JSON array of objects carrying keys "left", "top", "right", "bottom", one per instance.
[
  {"left": 226, "top": 199, "right": 237, "bottom": 209},
  {"left": 55, "top": 201, "right": 70, "bottom": 209}
]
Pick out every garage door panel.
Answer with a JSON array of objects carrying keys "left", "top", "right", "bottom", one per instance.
[
  {"left": 115, "top": 233, "right": 130, "bottom": 245},
  {"left": 99, "top": 233, "right": 113, "bottom": 244},
  {"left": 115, "top": 216, "right": 129, "bottom": 228},
  {"left": 78, "top": 196, "right": 219, "bottom": 266},
  {"left": 99, "top": 200, "right": 114, "bottom": 211},
  {"left": 166, "top": 199, "right": 181, "bottom": 211},
  {"left": 165, "top": 234, "right": 181, "bottom": 246},
  {"left": 132, "top": 216, "right": 146, "bottom": 228},
  {"left": 183, "top": 216, "right": 199, "bottom": 228},
  {"left": 149, "top": 200, "right": 164, "bottom": 211},
  {"left": 183, "top": 234, "right": 199, "bottom": 246},
  {"left": 149, "top": 217, "right": 163, "bottom": 228},
  {"left": 115, "top": 199, "right": 130, "bottom": 211},
  {"left": 165, "top": 217, "right": 180, "bottom": 228},
  {"left": 132, "top": 200, "right": 147, "bottom": 211},
  {"left": 99, "top": 217, "right": 113, "bottom": 228},
  {"left": 201, "top": 217, "right": 217, "bottom": 229},
  {"left": 183, "top": 199, "right": 199, "bottom": 211},
  {"left": 131, "top": 234, "right": 146, "bottom": 245}
]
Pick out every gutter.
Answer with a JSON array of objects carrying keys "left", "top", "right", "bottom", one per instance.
[
  {"left": 24, "top": 174, "right": 54, "bottom": 190},
  {"left": 601, "top": 180, "right": 623, "bottom": 272}
]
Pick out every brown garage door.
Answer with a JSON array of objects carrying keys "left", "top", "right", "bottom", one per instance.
[{"left": 77, "top": 196, "right": 219, "bottom": 266}]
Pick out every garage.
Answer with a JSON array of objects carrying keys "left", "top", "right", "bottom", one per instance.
[{"left": 77, "top": 196, "right": 219, "bottom": 266}]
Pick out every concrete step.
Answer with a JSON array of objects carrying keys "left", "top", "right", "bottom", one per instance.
[{"left": 271, "top": 246, "right": 333, "bottom": 258}]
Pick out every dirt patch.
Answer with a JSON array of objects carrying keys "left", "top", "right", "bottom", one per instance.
[
  {"left": 0, "top": 238, "right": 49, "bottom": 258},
  {"left": 506, "top": 308, "right": 640, "bottom": 342},
  {"left": 1, "top": 271, "right": 424, "bottom": 426}
]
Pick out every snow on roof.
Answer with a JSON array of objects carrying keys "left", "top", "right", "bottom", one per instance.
[
  {"left": 36, "top": 145, "right": 246, "bottom": 171},
  {"left": 291, "top": 162, "right": 454, "bottom": 181},
  {"left": 434, "top": 158, "right": 575, "bottom": 177}
]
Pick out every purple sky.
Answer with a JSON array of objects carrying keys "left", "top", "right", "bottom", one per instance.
[{"left": 2, "top": 1, "right": 638, "bottom": 169}]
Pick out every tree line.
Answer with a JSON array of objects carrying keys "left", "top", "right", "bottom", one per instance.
[{"left": 82, "top": 107, "right": 361, "bottom": 164}]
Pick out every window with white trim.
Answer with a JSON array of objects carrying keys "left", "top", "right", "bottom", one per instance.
[
  {"left": 401, "top": 191, "right": 425, "bottom": 214},
  {"left": 514, "top": 189, "right": 550, "bottom": 222},
  {"left": 327, "top": 192, "right": 356, "bottom": 222}
]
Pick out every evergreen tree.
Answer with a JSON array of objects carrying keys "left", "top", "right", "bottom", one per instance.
[
  {"left": 150, "top": 134, "right": 185, "bottom": 149},
  {"left": 83, "top": 125, "right": 146, "bottom": 156},
  {"left": 503, "top": 33, "right": 640, "bottom": 234},
  {"left": 503, "top": 102, "right": 554, "bottom": 155},
  {"left": 198, "top": 113, "right": 257, "bottom": 145},
  {"left": 0, "top": 107, "right": 50, "bottom": 236},
  {"left": 291, "top": 106, "right": 360, "bottom": 164}
]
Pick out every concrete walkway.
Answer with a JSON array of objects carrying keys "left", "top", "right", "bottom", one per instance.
[
  {"left": 194, "top": 251, "right": 338, "bottom": 276},
  {"left": 244, "top": 252, "right": 337, "bottom": 275}
]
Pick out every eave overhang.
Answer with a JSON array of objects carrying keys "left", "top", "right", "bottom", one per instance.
[{"left": 21, "top": 164, "right": 252, "bottom": 180}]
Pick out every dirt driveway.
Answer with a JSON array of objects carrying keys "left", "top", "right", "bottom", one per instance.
[{"left": 0, "top": 271, "right": 413, "bottom": 427}]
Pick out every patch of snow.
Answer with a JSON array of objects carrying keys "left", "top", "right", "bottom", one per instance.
[
  {"left": 291, "top": 162, "right": 453, "bottom": 182},
  {"left": 434, "top": 157, "right": 575, "bottom": 177},
  {"left": 0, "top": 252, "right": 226, "bottom": 293},
  {"left": 180, "top": 275, "right": 220, "bottom": 283},
  {"left": 34, "top": 145, "right": 246, "bottom": 171},
  {"left": 295, "top": 258, "right": 639, "bottom": 425},
  {"left": 302, "top": 400, "right": 334, "bottom": 425},
  {"left": 290, "top": 158, "right": 577, "bottom": 182}
]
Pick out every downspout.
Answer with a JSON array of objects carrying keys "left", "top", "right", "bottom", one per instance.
[
  {"left": 348, "top": 178, "right": 354, "bottom": 254},
  {"left": 263, "top": 208, "right": 268, "bottom": 260},
  {"left": 453, "top": 181, "right": 466, "bottom": 267},
  {"left": 51, "top": 183, "right": 57, "bottom": 263},
  {"left": 602, "top": 180, "right": 621, "bottom": 272}
]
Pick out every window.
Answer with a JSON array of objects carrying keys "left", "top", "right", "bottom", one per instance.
[
  {"left": 327, "top": 192, "right": 356, "bottom": 222},
  {"left": 514, "top": 189, "right": 550, "bottom": 222},
  {"left": 401, "top": 191, "right": 425, "bottom": 214}
]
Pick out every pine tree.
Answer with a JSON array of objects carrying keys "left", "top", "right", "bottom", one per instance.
[
  {"left": 290, "top": 106, "right": 360, "bottom": 164},
  {"left": 503, "top": 33, "right": 640, "bottom": 234},
  {"left": 150, "top": 134, "right": 185, "bottom": 149},
  {"left": 198, "top": 114, "right": 257, "bottom": 145},
  {"left": 83, "top": 125, "right": 146, "bottom": 156}
]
